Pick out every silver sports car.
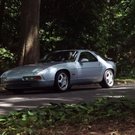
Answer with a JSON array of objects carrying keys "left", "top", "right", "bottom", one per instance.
[{"left": 0, "top": 50, "right": 116, "bottom": 93}]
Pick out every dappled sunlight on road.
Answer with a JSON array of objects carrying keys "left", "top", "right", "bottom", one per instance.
[
  {"left": 0, "top": 86, "right": 135, "bottom": 115},
  {"left": 103, "top": 95, "right": 125, "bottom": 98},
  {"left": 0, "top": 102, "right": 12, "bottom": 107},
  {"left": 0, "top": 95, "right": 83, "bottom": 115}
]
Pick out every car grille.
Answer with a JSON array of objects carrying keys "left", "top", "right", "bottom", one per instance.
[{"left": 3, "top": 80, "right": 32, "bottom": 89}]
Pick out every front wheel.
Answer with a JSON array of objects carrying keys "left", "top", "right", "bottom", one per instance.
[
  {"left": 100, "top": 69, "right": 114, "bottom": 88},
  {"left": 54, "top": 71, "right": 70, "bottom": 92}
]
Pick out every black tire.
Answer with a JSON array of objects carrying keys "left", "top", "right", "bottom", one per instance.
[
  {"left": 54, "top": 71, "right": 70, "bottom": 92},
  {"left": 100, "top": 69, "right": 114, "bottom": 88}
]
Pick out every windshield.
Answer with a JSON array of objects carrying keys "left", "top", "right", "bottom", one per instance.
[{"left": 42, "top": 51, "right": 78, "bottom": 63}]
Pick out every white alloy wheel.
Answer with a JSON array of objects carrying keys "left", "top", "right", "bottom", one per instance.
[
  {"left": 100, "top": 69, "right": 114, "bottom": 88},
  {"left": 55, "top": 71, "right": 69, "bottom": 91},
  {"left": 104, "top": 70, "right": 114, "bottom": 87}
]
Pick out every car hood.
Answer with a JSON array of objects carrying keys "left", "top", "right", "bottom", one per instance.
[{"left": 3, "top": 63, "right": 60, "bottom": 77}]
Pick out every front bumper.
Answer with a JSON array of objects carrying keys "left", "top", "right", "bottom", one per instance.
[{"left": 0, "top": 79, "right": 53, "bottom": 90}]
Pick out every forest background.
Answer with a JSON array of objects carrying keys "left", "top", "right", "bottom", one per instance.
[{"left": 0, "top": 0, "right": 135, "bottom": 78}]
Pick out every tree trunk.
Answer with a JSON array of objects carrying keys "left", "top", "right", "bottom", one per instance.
[
  {"left": 19, "top": 0, "right": 41, "bottom": 65},
  {"left": 0, "top": 0, "right": 6, "bottom": 44}
]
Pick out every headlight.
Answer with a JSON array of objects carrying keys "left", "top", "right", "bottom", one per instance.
[{"left": 22, "top": 76, "right": 42, "bottom": 81}]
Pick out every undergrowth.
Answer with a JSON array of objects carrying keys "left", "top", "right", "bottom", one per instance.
[{"left": 0, "top": 97, "right": 135, "bottom": 135}]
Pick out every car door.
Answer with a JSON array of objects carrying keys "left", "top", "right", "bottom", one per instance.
[{"left": 77, "top": 51, "right": 102, "bottom": 83}]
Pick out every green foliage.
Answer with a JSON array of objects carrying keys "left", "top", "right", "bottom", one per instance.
[
  {"left": 1, "top": 0, "right": 135, "bottom": 77},
  {"left": 0, "top": 48, "right": 15, "bottom": 72},
  {"left": 39, "top": 0, "right": 105, "bottom": 54},
  {"left": 0, "top": 0, "right": 21, "bottom": 60},
  {"left": 0, "top": 98, "right": 135, "bottom": 135}
]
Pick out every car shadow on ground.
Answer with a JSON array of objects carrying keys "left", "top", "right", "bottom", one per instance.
[{"left": 0, "top": 84, "right": 102, "bottom": 95}]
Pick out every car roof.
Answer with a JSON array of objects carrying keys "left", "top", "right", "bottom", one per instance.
[{"left": 54, "top": 49, "right": 94, "bottom": 53}]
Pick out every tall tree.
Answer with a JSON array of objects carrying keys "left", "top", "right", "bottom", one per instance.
[
  {"left": 0, "top": 0, "right": 6, "bottom": 44},
  {"left": 19, "top": 0, "right": 41, "bottom": 65}
]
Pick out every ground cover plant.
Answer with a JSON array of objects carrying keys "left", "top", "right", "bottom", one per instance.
[{"left": 0, "top": 98, "right": 135, "bottom": 135}]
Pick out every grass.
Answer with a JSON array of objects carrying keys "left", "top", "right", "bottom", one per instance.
[{"left": 115, "top": 78, "right": 135, "bottom": 85}]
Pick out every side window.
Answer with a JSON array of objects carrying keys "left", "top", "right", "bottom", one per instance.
[{"left": 79, "top": 52, "right": 98, "bottom": 62}]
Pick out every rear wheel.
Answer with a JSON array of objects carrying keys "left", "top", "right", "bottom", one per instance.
[
  {"left": 54, "top": 71, "right": 70, "bottom": 92},
  {"left": 100, "top": 69, "right": 114, "bottom": 88}
]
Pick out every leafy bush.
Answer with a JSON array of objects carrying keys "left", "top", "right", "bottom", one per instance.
[
  {"left": 0, "top": 48, "right": 15, "bottom": 73},
  {"left": 0, "top": 98, "right": 135, "bottom": 135}
]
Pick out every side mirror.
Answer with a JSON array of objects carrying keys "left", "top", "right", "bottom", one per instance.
[{"left": 80, "top": 58, "right": 89, "bottom": 62}]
